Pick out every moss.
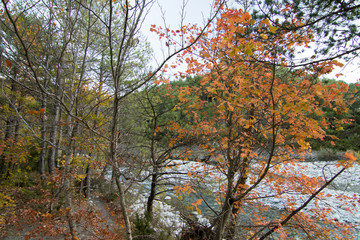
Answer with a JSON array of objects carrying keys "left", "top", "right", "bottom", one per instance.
[
  {"left": 133, "top": 213, "right": 155, "bottom": 239},
  {"left": 20, "top": 188, "right": 37, "bottom": 200}
]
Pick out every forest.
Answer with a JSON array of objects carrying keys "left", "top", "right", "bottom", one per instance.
[{"left": 0, "top": 0, "right": 360, "bottom": 239}]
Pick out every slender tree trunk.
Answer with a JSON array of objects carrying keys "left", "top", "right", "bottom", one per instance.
[
  {"left": 110, "top": 96, "right": 133, "bottom": 240},
  {"left": 226, "top": 157, "right": 251, "bottom": 238},
  {"left": 146, "top": 170, "right": 158, "bottom": 218},
  {"left": 84, "top": 165, "right": 91, "bottom": 199},
  {"left": 47, "top": 73, "right": 62, "bottom": 175},
  {"left": 146, "top": 94, "right": 160, "bottom": 219},
  {"left": 55, "top": 110, "right": 63, "bottom": 169},
  {"left": 114, "top": 173, "right": 133, "bottom": 240},
  {"left": 39, "top": 53, "right": 50, "bottom": 179},
  {"left": 213, "top": 185, "right": 234, "bottom": 240},
  {"left": 1, "top": 70, "right": 19, "bottom": 176},
  {"left": 10, "top": 111, "right": 21, "bottom": 173},
  {"left": 63, "top": 53, "right": 79, "bottom": 240},
  {"left": 213, "top": 203, "right": 233, "bottom": 240},
  {"left": 39, "top": 86, "right": 48, "bottom": 178},
  {"left": 0, "top": 118, "right": 13, "bottom": 175},
  {"left": 213, "top": 161, "right": 252, "bottom": 239},
  {"left": 47, "top": 0, "right": 71, "bottom": 175},
  {"left": 63, "top": 123, "right": 78, "bottom": 239},
  {"left": 13, "top": 112, "right": 20, "bottom": 143}
]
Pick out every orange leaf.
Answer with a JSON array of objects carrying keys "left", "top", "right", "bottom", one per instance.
[
  {"left": 28, "top": 110, "right": 39, "bottom": 115},
  {"left": 344, "top": 152, "right": 357, "bottom": 162},
  {"left": 335, "top": 73, "right": 343, "bottom": 78},
  {"left": 5, "top": 59, "right": 11, "bottom": 68},
  {"left": 336, "top": 152, "right": 357, "bottom": 169}
]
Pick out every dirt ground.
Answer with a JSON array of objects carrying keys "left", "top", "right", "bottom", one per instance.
[{"left": 1, "top": 195, "right": 122, "bottom": 240}]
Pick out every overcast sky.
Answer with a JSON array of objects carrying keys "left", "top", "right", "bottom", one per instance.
[
  {"left": 141, "top": 0, "right": 359, "bottom": 83},
  {"left": 142, "top": 0, "right": 214, "bottom": 60}
]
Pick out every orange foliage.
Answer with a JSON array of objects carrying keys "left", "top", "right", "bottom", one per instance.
[{"left": 154, "top": 5, "right": 355, "bottom": 239}]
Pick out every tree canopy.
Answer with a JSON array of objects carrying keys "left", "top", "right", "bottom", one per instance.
[{"left": 0, "top": 0, "right": 359, "bottom": 240}]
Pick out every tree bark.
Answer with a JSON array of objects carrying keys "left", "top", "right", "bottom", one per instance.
[
  {"left": 39, "top": 81, "right": 48, "bottom": 179},
  {"left": 47, "top": 64, "right": 63, "bottom": 175},
  {"left": 213, "top": 197, "right": 234, "bottom": 240},
  {"left": 146, "top": 170, "right": 158, "bottom": 218},
  {"left": 110, "top": 95, "right": 133, "bottom": 240},
  {"left": 85, "top": 165, "right": 91, "bottom": 199},
  {"left": 115, "top": 172, "right": 133, "bottom": 240},
  {"left": 1, "top": 70, "right": 19, "bottom": 176}
]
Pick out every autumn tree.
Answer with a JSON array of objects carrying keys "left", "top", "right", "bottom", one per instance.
[
  {"left": 157, "top": 4, "right": 359, "bottom": 239},
  {"left": 1, "top": 0, "right": 227, "bottom": 239},
  {"left": 4, "top": 0, "right": 358, "bottom": 239},
  {"left": 0, "top": 0, "right": 116, "bottom": 237},
  {"left": 89, "top": 1, "right": 225, "bottom": 239}
]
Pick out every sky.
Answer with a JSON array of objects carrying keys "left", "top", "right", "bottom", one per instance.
[
  {"left": 140, "top": 0, "right": 359, "bottom": 83},
  {"left": 141, "top": 0, "right": 215, "bottom": 66}
]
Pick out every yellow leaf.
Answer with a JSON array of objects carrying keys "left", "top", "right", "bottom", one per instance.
[
  {"left": 244, "top": 48, "right": 253, "bottom": 56},
  {"left": 219, "top": 105, "right": 225, "bottom": 111},
  {"left": 260, "top": 34, "right": 268, "bottom": 39},
  {"left": 269, "top": 25, "right": 278, "bottom": 33},
  {"left": 229, "top": 48, "right": 237, "bottom": 57},
  {"left": 196, "top": 207, "right": 201, "bottom": 215},
  {"left": 75, "top": 174, "right": 87, "bottom": 180},
  {"left": 336, "top": 126, "right": 344, "bottom": 131}
]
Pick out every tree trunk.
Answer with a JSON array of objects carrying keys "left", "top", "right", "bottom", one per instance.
[
  {"left": 110, "top": 96, "right": 133, "bottom": 240},
  {"left": 47, "top": 73, "right": 62, "bottom": 175},
  {"left": 55, "top": 110, "right": 63, "bottom": 169},
  {"left": 64, "top": 150, "right": 78, "bottom": 239},
  {"left": 85, "top": 166, "right": 91, "bottom": 199},
  {"left": 115, "top": 172, "right": 133, "bottom": 240},
  {"left": 0, "top": 118, "right": 13, "bottom": 176},
  {"left": 146, "top": 170, "right": 158, "bottom": 218},
  {"left": 1, "top": 72, "right": 19, "bottom": 176},
  {"left": 213, "top": 197, "right": 234, "bottom": 240},
  {"left": 39, "top": 93, "right": 47, "bottom": 178},
  {"left": 39, "top": 55, "right": 50, "bottom": 179},
  {"left": 79, "top": 165, "right": 91, "bottom": 199},
  {"left": 63, "top": 106, "right": 78, "bottom": 239}
]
